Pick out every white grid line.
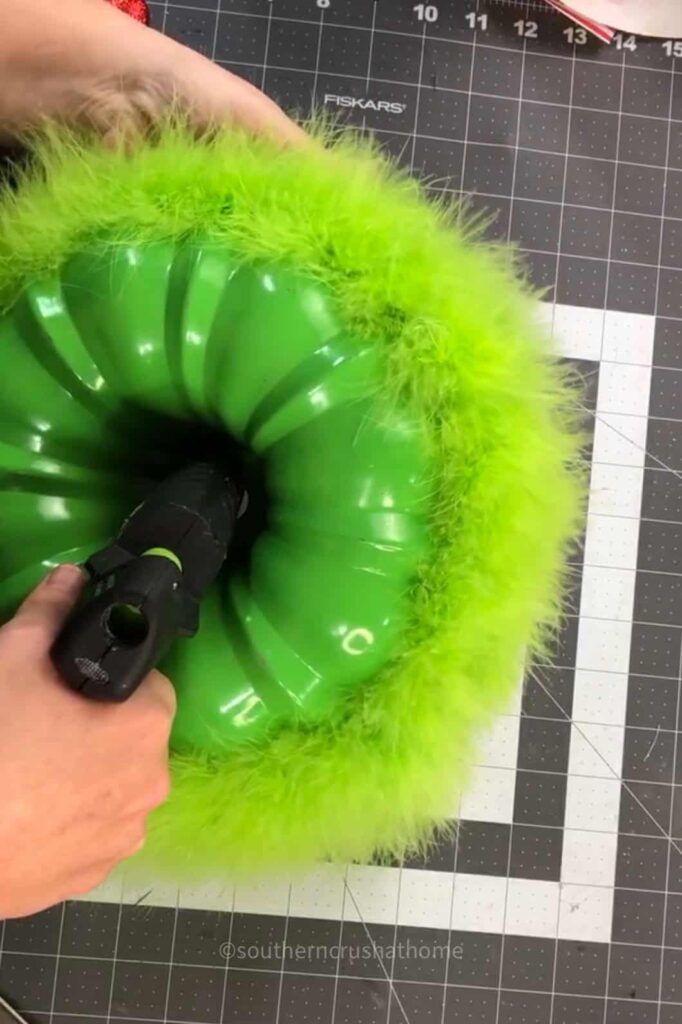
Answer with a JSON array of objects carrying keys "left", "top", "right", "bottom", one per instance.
[
  {"left": 310, "top": 2, "right": 325, "bottom": 117},
  {"left": 495, "top": 24, "right": 530, "bottom": 1024},
  {"left": 600, "top": 43, "right": 626, "bottom": 367},
  {"left": 549, "top": 14, "right": 577, "bottom": 341},
  {"left": 326, "top": 888, "right": 345, "bottom": 1024},
  {"left": 273, "top": 884, "right": 292, "bottom": 1024},
  {"left": 457, "top": 0, "right": 480, "bottom": 222},
  {"left": 11, "top": 982, "right": 682, "bottom": 1019},
  {"left": 364, "top": 1, "right": 377, "bottom": 93},
  {"left": 651, "top": 70, "right": 675, "bottom": 1007},
  {"left": 418, "top": 183, "right": 682, "bottom": 226},
  {"left": 469, "top": 760, "right": 678, "bottom": 783},
  {"left": 9, "top": 923, "right": 682, "bottom": 960},
  {"left": 359, "top": 0, "right": 378, "bottom": 137},
  {"left": 547, "top": 31, "right": 578, "bottom": 1022},
  {"left": 47, "top": 903, "right": 65, "bottom": 1021},
  {"left": 655, "top": 68, "right": 681, "bottom": 1024},
  {"left": 408, "top": 17, "right": 427, "bottom": 173},
  {"left": 384, "top": 867, "right": 405, "bottom": 1024},
  {"left": 260, "top": 1, "right": 273, "bottom": 91},
  {"left": 160, "top": 892, "right": 180, "bottom": 1023},
  {"left": 438, "top": 804, "right": 460, "bottom": 1024},
  {"left": 104, "top": 901, "right": 123, "bottom": 1024},
  {"left": 218, "top": 888, "right": 236, "bottom": 1024},
  {"left": 658, "top": 637, "right": 682, "bottom": 1021}
]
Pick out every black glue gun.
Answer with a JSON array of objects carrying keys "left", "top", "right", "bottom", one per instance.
[{"left": 51, "top": 462, "right": 242, "bottom": 702}]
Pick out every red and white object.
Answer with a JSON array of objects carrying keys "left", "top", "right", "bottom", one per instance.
[
  {"left": 549, "top": 0, "right": 682, "bottom": 37},
  {"left": 105, "top": 0, "right": 150, "bottom": 25},
  {"left": 544, "top": 0, "right": 614, "bottom": 42}
]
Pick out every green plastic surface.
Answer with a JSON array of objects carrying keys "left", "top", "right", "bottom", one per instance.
[{"left": 0, "top": 240, "right": 431, "bottom": 752}]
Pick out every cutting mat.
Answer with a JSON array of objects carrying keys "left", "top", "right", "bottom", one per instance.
[{"left": 3, "top": 0, "right": 682, "bottom": 1021}]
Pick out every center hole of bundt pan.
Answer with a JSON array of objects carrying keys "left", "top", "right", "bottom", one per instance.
[{"left": 113, "top": 404, "right": 267, "bottom": 568}]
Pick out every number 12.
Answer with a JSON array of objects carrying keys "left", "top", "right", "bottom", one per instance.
[{"left": 514, "top": 19, "right": 538, "bottom": 38}]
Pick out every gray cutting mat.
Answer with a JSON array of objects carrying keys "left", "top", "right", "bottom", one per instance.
[{"left": 3, "top": 0, "right": 682, "bottom": 1021}]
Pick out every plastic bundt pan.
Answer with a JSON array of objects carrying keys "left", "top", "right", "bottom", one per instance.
[{"left": 0, "top": 126, "right": 582, "bottom": 876}]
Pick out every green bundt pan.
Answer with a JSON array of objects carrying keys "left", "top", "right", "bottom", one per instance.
[{"left": 0, "top": 125, "right": 582, "bottom": 876}]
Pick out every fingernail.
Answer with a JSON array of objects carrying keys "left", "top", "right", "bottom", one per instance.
[{"left": 46, "top": 564, "right": 84, "bottom": 591}]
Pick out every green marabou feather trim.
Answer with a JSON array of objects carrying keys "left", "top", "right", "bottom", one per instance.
[{"left": 0, "top": 125, "right": 584, "bottom": 876}]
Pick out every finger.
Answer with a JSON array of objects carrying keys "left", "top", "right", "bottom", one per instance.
[
  {"left": 12, "top": 564, "right": 85, "bottom": 640},
  {"left": 208, "top": 72, "right": 308, "bottom": 146},
  {"left": 60, "top": 862, "right": 117, "bottom": 903},
  {"left": 173, "top": 53, "right": 308, "bottom": 146},
  {"left": 104, "top": 817, "right": 149, "bottom": 860},
  {"left": 128, "top": 668, "right": 177, "bottom": 719}
]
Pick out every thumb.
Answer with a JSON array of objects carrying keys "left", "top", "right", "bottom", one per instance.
[{"left": 13, "top": 564, "right": 85, "bottom": 640}]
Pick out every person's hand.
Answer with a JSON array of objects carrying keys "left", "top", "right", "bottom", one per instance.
[
  {"left": 0, "top": 0, "right": 305, "bottom": 144},
  {"left": 0, "top": 564, "right": 176, "bottom": 919}
]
